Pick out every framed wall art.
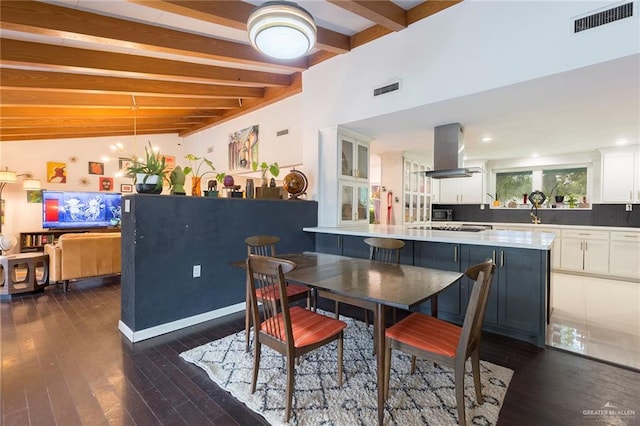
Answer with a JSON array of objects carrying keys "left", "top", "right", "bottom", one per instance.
[
  {"left": 228, "top": 125, "right": 258, "bottom": 170},
  {"left": 88, "top": 161, "right": 104, "bottom": 175},
  {"left": 120, "top": 183, "right": 133, "bottom": 193}
]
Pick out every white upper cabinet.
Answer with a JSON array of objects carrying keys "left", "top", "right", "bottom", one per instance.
[
  {"left": 438, "top": 172, "right": 483, "bottom": 204},
  {"left": 600, "top": 146, "right": 640, "bottom": 203},
  {"left": 340, "top": 134, "right": 369, "bottom": 182}
]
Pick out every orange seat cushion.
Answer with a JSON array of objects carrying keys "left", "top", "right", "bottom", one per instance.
[
  {"left": 261, "top": 306, "right": 346, "bottom": 348},
  {"left": 385, "top": 312, "right": 461, "bottom": 358},
  {"left": 255, "top": 283, "right": 309, "bottom": 300}
]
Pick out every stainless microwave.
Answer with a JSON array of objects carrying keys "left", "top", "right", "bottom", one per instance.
[{"left": 432, "top": 209, "right": 453, "bottom": 221}]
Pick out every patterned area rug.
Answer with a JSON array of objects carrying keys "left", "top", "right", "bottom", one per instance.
[{"left": 180, "top": 313, "right": 513, "bottom": 425}]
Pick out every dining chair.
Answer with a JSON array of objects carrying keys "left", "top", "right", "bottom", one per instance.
[
  {"left": 334, "top": 237, "right": 405, "bottom": 326},
  {"left": 246, "top": 255, "right": 347, "bottom": 422},
  {"left": 244, "top": 235, "right": 311, "bottom": 352},
  {"left": 383, "top": 258, "right": 496, "bottom": 426}
]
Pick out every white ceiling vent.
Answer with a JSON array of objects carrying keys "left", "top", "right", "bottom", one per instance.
[
  {"left": 574, "top": 2, "right": 633, "bottom": 33},
  {"left": 373, "top": 81, "right": 400, "bottom": 97}
]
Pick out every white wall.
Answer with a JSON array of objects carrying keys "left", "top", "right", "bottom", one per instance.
[
  {"left": 0, "top": 133, "right": 184, "bottom": 252},
  {"left": 183, "top": 94, "right": 304, "bottom": 186}
]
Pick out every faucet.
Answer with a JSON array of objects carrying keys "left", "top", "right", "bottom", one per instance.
[{"left": 530, "top": 206, "right": 541, "bottom": 224}]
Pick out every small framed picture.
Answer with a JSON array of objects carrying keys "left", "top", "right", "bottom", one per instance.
[
  {"left": 119, "top": 157, "right": 135, "bottom": 178},
  {"left": 99, "top": 177, "right": 113, "bottom": 192},
  {"left": 120, "top": 183, "right": 133, "bottom": 193},
  {"left": 88, "top": 161, "right": 104, "bottom": 175}
]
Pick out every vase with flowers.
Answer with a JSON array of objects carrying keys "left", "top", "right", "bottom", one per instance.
[{"left": 184, "top": 154, "right": 225, "bottom": 196}]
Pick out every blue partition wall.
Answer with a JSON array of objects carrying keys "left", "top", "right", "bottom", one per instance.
[{"left": 120, "top": 195, "right": 317, "bottom": 337}]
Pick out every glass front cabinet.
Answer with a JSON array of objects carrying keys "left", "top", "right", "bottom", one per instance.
[
  {"left": 339, "top": 131, "right": 371, "bottom": 225},
  {"left": 403, "top": 156, "right": 432, "bottom": 224}
]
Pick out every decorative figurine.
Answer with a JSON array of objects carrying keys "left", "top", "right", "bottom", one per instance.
[{"left": 169, "top": 166, "right": 186, "bottom": 195}]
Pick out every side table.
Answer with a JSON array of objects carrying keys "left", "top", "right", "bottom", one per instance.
[{"left": 0, "top": 253, "right": 49, "bottom": 298}]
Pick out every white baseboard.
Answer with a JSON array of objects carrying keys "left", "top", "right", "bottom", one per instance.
[{"left": 118, "top": 302, "right": 246, "bottom": 343}]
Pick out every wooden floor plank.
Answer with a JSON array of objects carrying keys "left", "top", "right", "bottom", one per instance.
[{"left": 2, "top": 279, "right": 639, "bottom": 426}]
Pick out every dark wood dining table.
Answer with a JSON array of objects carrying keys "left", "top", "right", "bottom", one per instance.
[{"left": 262, "top": 251, "right": 464, "bottom": 426}]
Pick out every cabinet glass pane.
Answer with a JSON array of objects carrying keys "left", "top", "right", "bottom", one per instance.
[
  {"left": 411, "top": 162, "right": 418, "bottom": 192},
  {"left": 404, "top": 194, "right": 411, "bottom": 223},
  {"left": 341, "top": 185, "right": 354, "bottom": 220},
  {"left": 341, "top": 139, "right": 354, "bottom": 178},
  {"left": 404, "top": 160, "right": 411, "bottom": 191},
  {"left": 412, "top": 194, "right": 418, "bottom": 223},
  {"left": 357, "top": 144, "right": 368, "bottom": 179},
  {"left": 419, "top": 165, "right": 425, "bottom": 192},
  {"left": 357, "top": 187, "right": 369, "bottom": 220}
]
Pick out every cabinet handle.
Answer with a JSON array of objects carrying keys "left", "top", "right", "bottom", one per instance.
[
  {"left": 453, "top": 246, "right": 458, "bottom": 263},
  {"left": 578, "top": 233, "right": 590, "bottom": 236},
  {"left": 580, "top": 241, "right": 583, "bottom": 251},
  {"left": 492, "top": 250, "right": 496, "bottom": 265},
  {"left": 338, "top": 236, "right": 342, "bottom": 248},
  {"left": 460, "top": 195, "right": 463, "bottom": 203},
  {"left": 585, "top": 241, "right": 588, "bottom": 251},
  {"left": 623, "top": 234, "right": 639, "bottom": 238},
  {"left": 500, "top": 250, "right": 505, "bottom": 268}
]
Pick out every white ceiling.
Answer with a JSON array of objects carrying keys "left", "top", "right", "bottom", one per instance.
[{"left": 345, "top": 53, "right": 640, "bottom": 162}]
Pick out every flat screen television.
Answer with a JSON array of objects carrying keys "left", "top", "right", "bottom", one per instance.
[{"left": 42, "top": 190, "right": 122, "bottom": 229}]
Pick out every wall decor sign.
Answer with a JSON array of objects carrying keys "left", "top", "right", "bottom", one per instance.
[
  {"left": 120, "top": 183, "right": 133, "bottom": 193},
  {"left": 47, "top": 161, "right": 67, "bottom": 183},
  {"left": 162, "top": 155, "right": 176, "bottom": 173},
  {"left": 26, "top": 190, "right": 43, "bottom": 203},
  {"left": 100, "top": 177, "right": 113, "bottom": 191},
  {"left": 228, "top": 124, "right": 258, "bottom": 170},
  {"left": 119, "top": 157, "right": 134, "bottom": 178},
  {"left": 88, "top": 161, "right": 105, "bottom": 175}
]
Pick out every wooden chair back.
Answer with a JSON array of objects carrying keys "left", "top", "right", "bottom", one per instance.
[
  {"left": 246, "top": 255, "right": 297, "bottom": 348},
  {"left": 245, "top": 235, "right": 280, "bottom": 256},
  {"left": 364, "top": 237, "right": 405, "bottom": 264},
  {"left": 457, "top": 258, "right": 496, "bottom": 360}
]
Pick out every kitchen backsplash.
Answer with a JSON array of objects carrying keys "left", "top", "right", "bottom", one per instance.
[{"left": 433, "top": 204, "right": 640, "bottom": 228}]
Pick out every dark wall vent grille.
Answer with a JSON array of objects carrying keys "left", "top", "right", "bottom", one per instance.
[
  {"left": 574, "top": 2, "right": 633, "bottom": 33},
  {"left": 373, "top": 81, "right": 400, "bottom": 97},
  {"left": 276, "top": 128, "right": 289, "bottom": 137}
]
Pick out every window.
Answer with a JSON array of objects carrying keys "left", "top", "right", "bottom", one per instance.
[
  {"left": 496, "top": 171, "right": 532, "bottom": 202},
  {"left": 542, "top": 167, "right": 587, "bottom": 202},
  {"left": 494, "top": 166, "right": 589, "bottom": 207}
]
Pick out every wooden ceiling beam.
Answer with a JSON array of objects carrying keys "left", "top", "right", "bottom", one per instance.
[
  {"left": 0, "top": 107, "right": 221, "bottom": 119},
  {"left": 0, "top": 1, "right": 307, "bottom": 72},
  {"left": 1, "top": 116, "right": 204, "bottom": 129},
  {"left": 1, "top": 89, "right": 243, "bottom": 109},
  {"left": 130, "top": 0, "right": 351, "bottom": 53},
  {"left": 327, "top": 0, "right": 407, "bottom": 31},
  {"left": 0, "top": 128, "right": 185, "bottom": 141},
  {"left": 407, "top": 0, "right": 463, "bottom": 24},
  {"left": 0, "top": 69, "right": 265, "bottom": 99},
  {"left": 0, "top": 40, "right": 292, "bottom": 88}
]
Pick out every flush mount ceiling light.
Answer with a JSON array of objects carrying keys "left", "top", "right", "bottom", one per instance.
[{"left": 247, "top": 1, "right": 316, "bottom": 60}]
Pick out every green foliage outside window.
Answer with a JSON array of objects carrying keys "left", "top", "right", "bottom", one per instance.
[
  {"left": 542, "top": 168, "right": 587, "bottom": 201},
  {"left": 496, "top": 171, "right": 532, "bottom": 202}
]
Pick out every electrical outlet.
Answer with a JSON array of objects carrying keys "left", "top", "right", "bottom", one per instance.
[
  {"left": 480, "top": 204, "right": 485, "bottom": 210},
  {"left": 626, "top": 204, "right": 633, "bottom": 212},
  {"left": 193, "top": 265, "right": 201, "bottom": 278}
]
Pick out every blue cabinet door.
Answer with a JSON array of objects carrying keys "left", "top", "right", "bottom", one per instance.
[
  {"left": 341, "top": 235, "right": 370, "bottom": 259},
  {"left": 414, "top": 241, "right": 461, "bottom": 320},
  {"left": 315, "top": 233, "right": 342, "bottom": 255},
  {"left": 497, "top": 247, "right": 544, "bottom": 335},
  {"left": 460, "top": 245, "right": 498, "bottom": 326}
]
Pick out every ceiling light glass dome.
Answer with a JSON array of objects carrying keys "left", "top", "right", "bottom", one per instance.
[{"left": 247, "top": 1, "right": 317, "bottom": 60}]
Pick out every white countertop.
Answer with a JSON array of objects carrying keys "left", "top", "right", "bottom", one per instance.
[{"left": 304, "top": 225, "right": 554, "bottom": 250}]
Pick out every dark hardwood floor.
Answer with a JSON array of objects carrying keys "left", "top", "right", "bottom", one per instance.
[{"left": 2, "top": 278, "right": 639, "bottom": 425}]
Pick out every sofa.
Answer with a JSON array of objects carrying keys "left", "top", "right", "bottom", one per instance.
[{"left": 44, "top": 232, "right": 121, "bottom": 292}]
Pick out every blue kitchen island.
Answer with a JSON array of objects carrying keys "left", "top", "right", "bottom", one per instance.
[{"left": 306, "top": 225, "right": 554, "bottom": 347}]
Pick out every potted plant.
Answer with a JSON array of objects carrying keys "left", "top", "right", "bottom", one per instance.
[
  {"left": 184, "top": 154, "right": 225, "bottom": 196},
  {"left": 252, "top": 161, "right": 280, "bottom": 187},
  {"left": 126, "top": 142, "right": 168, "bottom": 194}
]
